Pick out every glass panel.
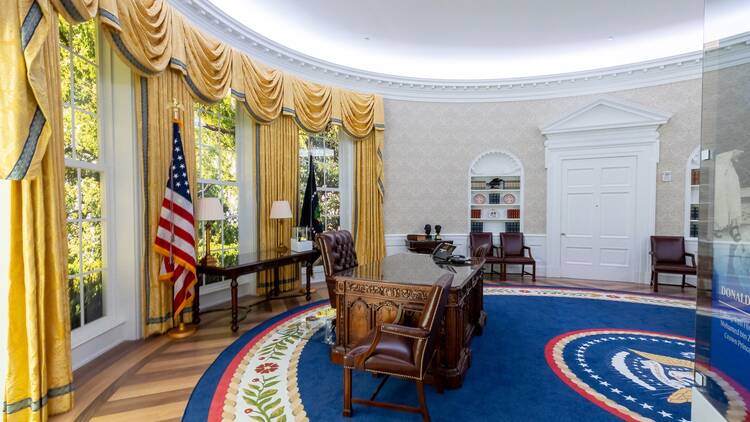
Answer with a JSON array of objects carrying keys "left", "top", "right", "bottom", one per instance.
[
  {"left": 73, "top": 57, "right": 97, "bottom": 114},
  {"left": 63, "top": 107, "right": 73, "bottom": 158},
  {"left": 68, "top": 276, "right": 81, "bottom": 329},
  {"left": 223, "top": 246, "right": 239, "bottom": 267},
  {"left": 59, "top": 18, "right": 71, "bottom": 47},
  {"left": 71, "top": 20, "right": 96, "bottom": 62},
  {"left": 200, "top": 146, "right": 220, "bottom": 180},
  {"left": 74, "top": 110, "right": 99, "bottom": 162},
  {"left": 223, "top": 215, "right": 239, "bottom": 249},
  {"left": 81, "top": 221, "right": 103, "bottom": 274},
  {"left": 64, "top": 167, "right": 79, "bottom": 219},
  {"left": 320, "top": 190, "right": 340, "bottom": 231},
  {"left": 79, "top": 169, "right": 102, "bottom": 218},
  {"left": 205, "top": 220, "right": 222, "bottom": 258},
  {"left": 223, "top": 185, "right": 239, "bottom": 216},
  {"left": 694, "top": 3, "right": 750, "bottom": 418},
  {"left": 83, "top": 272, "right": 104, "bottom": 324},
  {"left": 60, "top": 47, "right": 71, "bottom": 106},
  {"left": 66, "top": 222, "right": 80, "bottom": 276},
  {"left": 219, "top": 148, "right": 236, "bottom": 181}
]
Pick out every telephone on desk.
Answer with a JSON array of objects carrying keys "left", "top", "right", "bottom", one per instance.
[{"left": 431, "top": 242, "right": 470, "bottom": 265}]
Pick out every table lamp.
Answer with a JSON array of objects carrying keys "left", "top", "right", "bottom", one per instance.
[
  {"left": 270, "top": 200, "right": 293, "bottom": 253},
  {"left": 197, "top": 197, "right": 224, "bottom": 266}
]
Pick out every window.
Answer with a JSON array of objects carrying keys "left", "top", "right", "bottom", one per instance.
[
  {"left": 60, "top": 19, "right": 105, "bottom": 329},
  {"left": 299, "top": 125, "right": 341, "bottom": 231},
  {"left": 195, "top": 97, "right": 238, "bottom": 285}
]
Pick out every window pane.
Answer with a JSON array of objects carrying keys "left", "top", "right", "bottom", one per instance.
[
  {"left": 71, "top": 20, "right": 96, "bottom": 62},
  {"left": 73, "top": 57, "right": 97, "bottom": 114},
  {"left": 223, "top": 246, "right": 239, "bottom": 267},
  {"left": 59, "top": 18, "right": 71, "bottom": 47},
  {"left": 65, "top": 167, "right": 79, "bottom": 219},
  {"left": 63, "top": 107, "right": 73, "bottom": 158},
  {"left": 67, "top": 222, "right": 80, "bottom": 276},
  {"left": 81, "top": 221, "right": 103, "bottom": 273},
  {"left": 200, "top": 146, "right": 220, "bottom": 180},
  {"left": 223, "top": 216, "right": 239, "bottom": 249},
  {"left": 74, "top": 110, "right": 99, "bottom": 162},
  {"left": 83, "top": 272, "right": 104, "bottom": 324},
  {"left": 321, "top": 191, "right": 341, "bottom": 231},
  {"left": 205, "top": 220, "right": 222, "bottom": 257},
  {"left": 80, "top": 169, "right": 102, "bottom": 218},
  {"left": 219, "top": 148, "right": 236, "bottom": 181},
  {"left": 69, "top": 276, "right": 81, "bottom": 329},
  {"left": 223, "top": 185, "right": 239, "bottom": 216},
  {"left": 60, "top": 48, "right": 71, "bottom": 106}
]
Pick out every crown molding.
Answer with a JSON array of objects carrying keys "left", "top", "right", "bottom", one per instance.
[{"left": 170, "top": 0, "right": 750, "bottom": 102}]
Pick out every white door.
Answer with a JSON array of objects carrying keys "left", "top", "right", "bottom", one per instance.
[{"left": 560, "top": 156, "right": 636, "bottom": 281}]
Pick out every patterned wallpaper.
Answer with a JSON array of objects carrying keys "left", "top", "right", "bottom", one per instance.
[{"left": 383, "top": 78, "right": 703, "bottom": 235}]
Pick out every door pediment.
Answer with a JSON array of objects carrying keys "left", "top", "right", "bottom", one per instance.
[{"left": 541, "top": 97, "right": 671, "bottom": 135}]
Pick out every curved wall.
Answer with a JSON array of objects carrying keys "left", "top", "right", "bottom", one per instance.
[{"left": 383, "top": 78, "right": 703, "bottom": 236}]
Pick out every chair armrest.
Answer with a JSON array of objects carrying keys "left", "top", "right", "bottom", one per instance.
[
  {"left": 685, "top": 252, "right": 696, "bottom": 267},
  {"left": 497, "top": 246, "right": 505, "bottom": 258},
  {"left": 523, "top": 246, "right": 534, "bottom": 259},
  {"left": 381, "top": 323, "right": 430, "bottom": 339}
]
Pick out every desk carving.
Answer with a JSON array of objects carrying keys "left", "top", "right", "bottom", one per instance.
[{"left": 330, "top": 253, "right": 485, "bottom": 389}]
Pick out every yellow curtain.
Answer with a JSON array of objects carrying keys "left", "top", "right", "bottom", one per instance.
[
  {"left": 0, "top": 7, "right": 73, "bottom": 420},
  {"left": 232, "top": 51, "right": 284, "bottom": 123},
  {"left": 258, "top": 117, "right": 300, "bottom": 295},
  {"left": 170, "top": 13, "right": 232, "bottom": 103},
  {"left": 134, "top": 71, "right": 198, "bottom": 336},
  {"left": 354, "top": 130, "right": 386, "bottom": 264}
]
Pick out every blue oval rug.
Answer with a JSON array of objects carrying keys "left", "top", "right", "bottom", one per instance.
[{"left": 183, "top": 287, "right": 749, "bottom": 421}]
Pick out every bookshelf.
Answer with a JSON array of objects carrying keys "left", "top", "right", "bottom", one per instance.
[
  {"left": 469, "top": 151, "right": 523, "bottom": 234},
  {"left": 685, "top": 147, "right": 700, "bottom": 239}
]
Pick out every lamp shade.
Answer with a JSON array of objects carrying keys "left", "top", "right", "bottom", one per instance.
[
  {"left": 270, "top": 200, "right": 293, "bottom": 219},
  {"left": 197, "top": 197, "right": 224, "bottom": 221}
]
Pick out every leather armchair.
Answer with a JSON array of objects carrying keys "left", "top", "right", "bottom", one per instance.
[
  {"left": 498, "top": 232, "right": 536, "bottom": 281},
  {"left": 650, "top": 236, "right": 696, "bottom": 292},
  {"left": 317, "top": 230, "right": 358, "bottom": 308},
  {"left": 469, "top": 232, "right": 502, "bottom": 275},
  {"left": 343, "top": 273, "right": 454, "bottom": 421}
]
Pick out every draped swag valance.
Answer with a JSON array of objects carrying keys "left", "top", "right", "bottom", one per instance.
[{"left": 2, "top": 0, "right": 385, "bottom": 181}]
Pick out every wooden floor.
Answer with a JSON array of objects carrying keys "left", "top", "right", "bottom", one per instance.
[{"left": 55, "top": 276, "right": 695, "bottom": 422}]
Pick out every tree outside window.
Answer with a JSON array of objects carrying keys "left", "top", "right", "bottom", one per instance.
[
  {"left": 299, "top": 125, "right": 341, "bottom": 231},
  {"left": 195, "top": 97, "right": 238, "bottom": 285},
  {"left": 60, "top": 18, "right": 105, "bottom": 329}
]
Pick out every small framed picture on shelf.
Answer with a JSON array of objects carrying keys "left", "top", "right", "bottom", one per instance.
[{"left": 488, "top": 209, "right": 499, "bottom": 219}]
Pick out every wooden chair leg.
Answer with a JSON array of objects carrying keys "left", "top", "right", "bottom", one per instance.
[
  {"left": 521, "top": 264, "right": 525, "bottom": 279},
  {"left": 682, "top": 274, "right": 686, "bottom": 289},
  {"left": 653, "top": 272, "right": 659, "bottom": 292},
  {"left": 650, "top": 270, "right": 654, "bottom": 286},
  {"left": 343, "top": 367, "right": 352, "bottom": 417},
  {"left": 416, "top": 380, "right": 430, "bottom": 422},
  {"left": 532, "top": 263, "right": 536, "bottom": 281}
]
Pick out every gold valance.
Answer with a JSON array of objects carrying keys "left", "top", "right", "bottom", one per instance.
[{"left": 1, "top": 0, "right": 384, "bottom": 180}]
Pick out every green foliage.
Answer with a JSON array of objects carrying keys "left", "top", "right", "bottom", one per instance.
[{"left": 60, "top": 17, "right": 104, "bottom": 329}]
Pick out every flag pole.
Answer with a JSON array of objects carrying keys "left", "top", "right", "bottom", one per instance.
[{"left": 167, "top": 98, "right": 197, "bottom": 339}]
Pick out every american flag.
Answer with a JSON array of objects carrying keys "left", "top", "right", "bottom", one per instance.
[{"left": 154, "top": 122, "right": 197, "bottom": 318}]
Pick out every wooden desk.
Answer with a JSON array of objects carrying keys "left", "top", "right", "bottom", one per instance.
[
  {"left": 196, "top": 248, "right": 320, "bottom": 332},
  {"left": 330, "top": 253, "right": 486, "bottom": 388}
]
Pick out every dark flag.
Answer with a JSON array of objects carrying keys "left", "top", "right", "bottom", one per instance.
[{"left": 300, "top": 155, "right": 324, "bottom": 234}]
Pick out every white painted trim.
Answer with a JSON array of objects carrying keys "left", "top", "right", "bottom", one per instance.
[
  {"left": 71, "top": 38, "right": 141, "bottom": 369},
  {"left": 385, "top": 233, "right": 547, "bottom": 276},
  {"left": 168, "top": 1, "right": 750, "bottom": 102},
  {"left": 543, "top": 98, "right": 668, "bottom": 283}
]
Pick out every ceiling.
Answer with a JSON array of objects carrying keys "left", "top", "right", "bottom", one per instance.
[{"left": 206, "top": 0, "right": 729, "bottom": 80}]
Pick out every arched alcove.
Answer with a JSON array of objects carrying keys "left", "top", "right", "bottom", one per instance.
[{"left": 468, "top": 151, "right": 524, "bottom": 234}]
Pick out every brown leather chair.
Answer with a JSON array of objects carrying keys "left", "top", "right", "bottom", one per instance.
[
  {"left": 650, "top": 236, "right": 696, "bottom": 292},
  {"left": 343, "top": 273, "right": 454, "bottom": 422},
  {"left": 498, "top": 232, "right": 536, "bottom": 281},
  {"left": 469, "top": 232, "right": 502, "bottom": 275},
  {"left": 317, "top": 230, "right": 358, "bottom": 308}
]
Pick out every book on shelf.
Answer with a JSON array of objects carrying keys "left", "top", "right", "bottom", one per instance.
[
  {"left": 471, "top": 222, "right": 484, "bottom": 233},
  {"left": 471, "top": 209, "right": 481, "bottom": 219},
  {"left": 690, "top": 204, "right": 699, "bottom": 221},
  {"left": 507, "top": 209, "right": 520, "bottom": 219},
  {"left": 489, "top": 193, "right": 501, "bottom": 204},
  {"left": 505, "top": 221, "right": 520, "bottom": 233},
  {"left": 690, "top": 222, "right": 699, "bottom": 238},
  {"left": 504, "top": 180, "right": 520, "bottom": 190},
  {"left": 471, "top": 180, "right": 487, "bottom": 190},
  {"left": 691, "top": 169, "right": 700, "bottom": 185}
]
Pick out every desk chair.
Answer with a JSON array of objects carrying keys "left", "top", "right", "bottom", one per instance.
[
  {"left": 343, "top": 273, "right": 454, "bottom": 422},
  {"left": 317, "top": 230, "right": 358, "bottom": 308}
]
